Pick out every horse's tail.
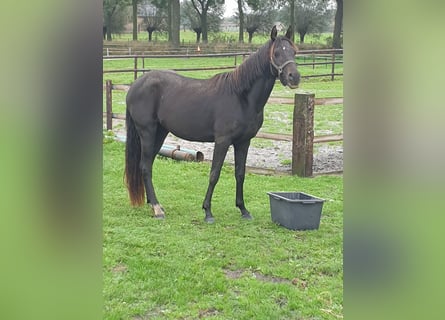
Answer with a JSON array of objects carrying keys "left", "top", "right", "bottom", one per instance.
[{"left": 124, "top": 108, "right": 145, "bottom": 206}]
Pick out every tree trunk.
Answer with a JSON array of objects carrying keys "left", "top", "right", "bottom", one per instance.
[
  {"left": 106, "top": 27, "right": 112, "bottom": 41},
  {"left": 194, "top": 29, "right": 202, "bottom": 43},
  {"left": 201, "top": 10, "right": 208, "bottom": 43},
  {"left": 167, "top": 0, "right": 172, "bottom": 41},
  {"left": 237, "top": 0, "right": 244, "bottom": 43},
  {"left": 132, "top": 0, "right": 138, "bottom": 41},
  {"left": 332, "top": 0, "right": 343, "bottom": 48},
  {"left": 248, "top": 32, "right": 253, "bottom": 43},
  {"left": 170, "top": 0, "right": 180, "bottom": 48},
  {"left": 147, "top": 30, "right": 154, "bottom": 41},
  {"left": 300, "top": 32, "right": 305, "bottom": 43},
  {"left": 289, "top": 0, "right": 295, "bottom": 43}
]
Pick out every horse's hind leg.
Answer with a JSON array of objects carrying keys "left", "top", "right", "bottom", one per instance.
[
  {"left": 140, "top": 124, "right": 168, "bottom": 219},
  {"left": 234, "top": 140, "right": 253, "bottom": 219}
]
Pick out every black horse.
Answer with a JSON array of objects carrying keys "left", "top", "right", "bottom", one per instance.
[{"left": 125, "top": 26, "right": 300, "bottom": 222}]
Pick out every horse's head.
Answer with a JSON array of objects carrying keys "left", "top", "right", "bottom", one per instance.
[{"left": 270, "top": 26, "right": 300, "bottom": 89}]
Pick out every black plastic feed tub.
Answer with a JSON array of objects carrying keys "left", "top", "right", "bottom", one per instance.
[{"left": 267, "top": 192, "right": 324, "bottom": 230}]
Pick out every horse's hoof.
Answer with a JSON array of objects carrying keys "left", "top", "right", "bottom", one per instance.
[
  {"left": 151, "top": 204, "right": 165, "bottom": 219},
  {"left": 242, "top": 213, "right": 253, "bottom": 220},
  {"left": 205, "top": 216, "right": 215, "bottom": 224}
]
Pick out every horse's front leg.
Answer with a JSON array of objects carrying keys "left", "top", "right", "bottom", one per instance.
[
  {"left": 234, "top": 140, "right": 253, "bottom": 220},
  {"left": 202, "top": 140, "right": 230, "bottom": 223}
]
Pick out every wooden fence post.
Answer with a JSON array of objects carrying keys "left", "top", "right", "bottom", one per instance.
[
  {"left": 331, "top": 52, "right": 336, "bottom": 81},
  {"left": 106, "top": 80, "right": 113, "bottom": 131},
  {"left": 134, "top": 56, "right": 138, "bottom": 80},
  {"left": 292, "top": 92, "right": 315, "bottom": 177}
]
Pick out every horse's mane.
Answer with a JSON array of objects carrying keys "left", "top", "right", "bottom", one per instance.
[{"left": 208, "top": 40, "right": 273, "bottom": 94}]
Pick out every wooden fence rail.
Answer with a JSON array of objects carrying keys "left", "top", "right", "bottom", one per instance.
[
  {"left": 104, "top": 81, "right": 343, "bottom": 177},
  {"left": 103, "top": 46, "right": 343, "bottom": 57},
  {"left": 103, "top": 49, "right": 343, "bottom": 81}
]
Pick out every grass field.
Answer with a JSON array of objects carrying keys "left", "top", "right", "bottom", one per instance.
[
  {"left": 103, "top": 140, "right": 343, "bottom": 319},
  {"left": 103, "top": 55, "right": 343, "bottom": 90},
  {"left": 103, "top": 53, "right": 342, "bottom": 111},
  {"left": 103, "top": 42, "right": 343, "bottom": 319},
  {"left": 107, "top": 31, "right": 334, "bottom": 47}
]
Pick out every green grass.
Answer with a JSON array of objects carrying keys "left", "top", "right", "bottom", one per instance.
[
  {"left": 103, "top": 55, "right": 343, "bottom": 88},
  {"left": 103, "top": 55, "right": 343, "bottom": 114},
  {"left": 103, "top": 32, "right": 343, "bottom": 318},
  {"left": 261, "top": 102, "right": 343, "bottom": 137},
  {"left": 103, "top": 139, "right": 343, "bottom": 319},
  {"left": 314, "top": 104, "right": 343, "bottom": 136},
  {"left": 107, "top": 31, "right": 333, "bottom": 47}
]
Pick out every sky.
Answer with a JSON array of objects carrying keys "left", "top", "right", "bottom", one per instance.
[
  {"left": 224, "top": 0, "right": 238, "bottom": 17},
  {"left": 223, "top": 0, "right": 338, "bottom": 17}
]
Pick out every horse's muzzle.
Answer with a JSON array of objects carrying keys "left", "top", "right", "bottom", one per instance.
[{"left": 281, "top": 69, "right": 300, "bottom": 89}]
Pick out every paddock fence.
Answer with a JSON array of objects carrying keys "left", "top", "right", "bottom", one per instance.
[
  {"left": 104, "top": 80, "right": 343, "bottom": 177},
  {"left": 103, "top": 49, "right": 343, "bottom": 81}
]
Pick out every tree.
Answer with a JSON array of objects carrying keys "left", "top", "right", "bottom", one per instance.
[
  {"left": 332, "top": 0, "right": 342, "bottom": 48},
  {"left": 244, "top": 0, "right": 276, "bottom": 43},
  {"left": 245, "top": 15, "right": 260, "bottom": 43},
  {"left": 132, "top": 0, "right": 140, "bottom": 40},
  {"left": 289, "top": 0, "right": 295, "bottom": 42},
  {"left": 273, "top": 0, "right": 295, "bottom": 42},
  {"left": 237, "top": 0, "right": 244, "bottom": 43},
  {"left": 170, "top": 0, "right": 180, "bottom": 47},
  {"left": 183, "top": 0, "right": 223, "bottom": 43},
  {"left": 279, "top": 0, "right": 331, "bottom": 44},
  {"left": 104, "top": 0, "right": 130, "bottom": 41},
  {"left": 147, "top": 0, "right": 180, "bottom": 46},
  {"left": 190, "top": 0, "right": 224, "bottom": 43},
  {"left": 233, "top": 0, "right": 277, "bottom": 43},
  {"left": 139, "top": 2, "right": 167, "bottom": 41},
  {"left": 182, "top": 1, "right": 202, "bottom": 42}
]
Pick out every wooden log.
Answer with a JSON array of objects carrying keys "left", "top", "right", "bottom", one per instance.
[
  {"left": 255, "top": 131, "right": 293, "bottom": 142},
  {"left": 267, "top": 96, "right": 343, "bottom": 106},
  {"left": 315, "top": 97, "right": 343, "bottom": 105},
  {"left": 313, "top": 134, "right": 343, "bottom": 143},
  {"left": 112, "top": 84, "right": 130, "bottom": 91},
  {"left": 113, "top": 113, "right": 126, "bottom": 120},
  {"left": 292, "top": 92, "right": 315, "bottom": 177}
]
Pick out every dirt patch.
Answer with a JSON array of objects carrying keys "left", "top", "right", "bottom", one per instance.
[
  {"left": 223, "top": 269, "right": 244, "bottom": 279},
  {"left": 162, "top": 134, "right": 343, "bottom": 174},
  {"left": 275, "top": 295, "right": 288, "bottom": 307},
  {"left": 111, "top": 263, "right": 127, "bottom": 273},
  {"left": 223, "top": 268, "right": 290, "bottom": 284},
  {"left": 223, "top": 268, "right": 309, "bottom": 289},
  {"left": 198, "top": 307, "right": 219, "bottom": 318},
  {"left": 251, "top": 271, "right": 290, "bottom": 283}
]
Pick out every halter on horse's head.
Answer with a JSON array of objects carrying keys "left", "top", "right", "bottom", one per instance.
[{"left": 269, "top": 26, "right": 300, "bottom": 89}]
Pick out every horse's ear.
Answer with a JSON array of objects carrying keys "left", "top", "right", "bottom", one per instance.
[
  {"left": 285, "top": 26, "right": 293, "bottom": 40},
  {"left": 271, "top": 25, "right": 277, "bottom": 41}
]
